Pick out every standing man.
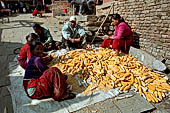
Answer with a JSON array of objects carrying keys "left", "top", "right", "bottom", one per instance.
[
  {"left": 61, "top": 16, "right": 86, "bottom": 50},
  {"left": 68, "top": 0, "right": 80, "bottom": 15},
  {"left": 79, "top": 0, "right": 96, "bottom": 15},
  {"left": 87, "top": 0, "right": 96, "bottom": 14}
]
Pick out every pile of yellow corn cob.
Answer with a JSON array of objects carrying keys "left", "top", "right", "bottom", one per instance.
[{"left": 50, "top": 48, "right": 170, "bottom": 103}]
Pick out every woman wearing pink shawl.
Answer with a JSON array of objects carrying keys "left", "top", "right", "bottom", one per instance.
[{"left": 100, "top": 14, "right": 133, "bottom": 55}]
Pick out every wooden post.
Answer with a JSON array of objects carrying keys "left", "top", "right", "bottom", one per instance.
[
  {"left": 90, "top": 3, "right": 114, "bottom": 44},
  {"left": 112, "top": 3, "right": 114, "bottom": 14},
  {"left": 72, "top": 4, "right": 75, "bottom": 16}
]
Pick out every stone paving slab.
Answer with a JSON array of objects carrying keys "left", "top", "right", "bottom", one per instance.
[
  {"left": 86, "top": 99, "right": 121, "bottom": 113},
  {"left": 0, "top": 55, "right": 9, "bottom": 78},
  {"left": 0, "top": 76, "right": 10, "bottom": 88},
  {"left": 114, "top": 92, "right": 155, "bottom": 113},
  {"left": 75, "top": 92, "right": 155, "bottom": 113},
  {"left": 0, "top": 87, "right": 13, "bottom": 113},
  {"left": 0, "top": 85, "right": 10, "bottom": 97},
  {"left": 153, "top": 100, "right": 170, "bottom": 113}
]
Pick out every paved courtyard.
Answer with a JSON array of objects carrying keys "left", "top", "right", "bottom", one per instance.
[{"left": 0, "top": 13, "right": 170, "bottom": 113}]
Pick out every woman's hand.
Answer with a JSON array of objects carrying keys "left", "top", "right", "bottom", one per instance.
[
  {"left": 103, "top": 35, "right": 110, "bottom": 40},
  {"left": 66, "top": 46, "right": 70, "bottom": 51},
  {"left": 41, "top": 55, "right": 53, "bottom": 64}
]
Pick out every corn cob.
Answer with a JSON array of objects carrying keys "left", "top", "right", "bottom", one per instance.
[{"left": 48, "top": 48, "right": 170, "bottom": 103}]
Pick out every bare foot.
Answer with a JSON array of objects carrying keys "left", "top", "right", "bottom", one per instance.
[
  {"left": 61, "top": 93, "right": 69, "bottom": 99},
  {"left": 59, "top": 92, "right": 76, "bottom": 101},
  {"left": 109, "top": 45, "right": 112, "bottom": 49},
  {"left": 115, "top": 50, "right": 120, "bottom": 56}
]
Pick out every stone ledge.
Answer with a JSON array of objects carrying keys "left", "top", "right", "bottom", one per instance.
[{"left": 129, "top": 47, "right": 167, "bottom": 72}]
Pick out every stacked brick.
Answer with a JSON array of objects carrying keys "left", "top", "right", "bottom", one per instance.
[
  {"left": 110, "top": 0, "right": 170, "bottom": 68},
  {"left": 78, "top": 15, "right": 114, "bottom": 44}
]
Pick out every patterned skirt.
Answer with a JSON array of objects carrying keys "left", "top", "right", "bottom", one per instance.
[{"left": 23, "top": 67, "right": 68, "bottom": 100}]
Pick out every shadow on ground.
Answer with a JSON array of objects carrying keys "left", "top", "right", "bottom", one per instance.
[
  {"left": 132, "top": 32, "right": 140, "bottom": 49},
  {"left": 1, "top": 20, "right": 43, "bottom": 30},
  {"left": 0, "top": 30, "right": 22, "bottom": 113},
  {"left": 0, "top": 29, "right": 24, "bottom": 76}
]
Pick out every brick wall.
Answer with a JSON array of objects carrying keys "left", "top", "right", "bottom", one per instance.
[
  {"left": 52, "top": 1, "right": 69, "bottom": 17},
  {"left": 108, "top": 0, "right": 170, "bottom": 68}
]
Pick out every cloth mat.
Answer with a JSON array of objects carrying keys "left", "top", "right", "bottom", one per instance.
[
  {"left": 8, "top": 49, "right": 154, "bottom": 113},
  {"left": 8, "top": 63, "right": 123, "bottom": 113}
]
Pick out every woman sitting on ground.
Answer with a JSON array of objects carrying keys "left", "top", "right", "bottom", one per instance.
[
  {"left": 32, "top": 23, "right": 61, "bottom": 51},
  {"left": 100, "top": 13, "right": 133, "bottom": 55},
  {"left": 23, "top": 40, "right": 75, "bottom": 101},
  {"left": 17, "top": 33, "right": 39, "bottom": 69}
]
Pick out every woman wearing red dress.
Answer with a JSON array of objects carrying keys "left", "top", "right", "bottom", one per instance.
[
  {"left": 100, "top": 13, "right": 133, "bottom": 55},
  {"left": 17, "top": 33, "right": 38, "bottom": 69},
  {"left": 23, "top": 41, "right": 75, "bottom": 101}
]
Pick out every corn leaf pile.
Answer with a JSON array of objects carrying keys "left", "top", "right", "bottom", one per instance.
[{"left": 50, "top": 48, "right": 170, "bottom": 103}]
